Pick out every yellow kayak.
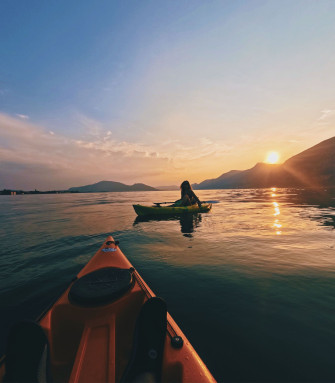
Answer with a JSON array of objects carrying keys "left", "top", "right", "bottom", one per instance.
[{"left": 133, "top": 203, "right": 212, "bottom": 216}]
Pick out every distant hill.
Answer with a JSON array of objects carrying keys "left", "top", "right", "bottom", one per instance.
[
  {"left": 68, "top": 181, "right": 158, "bottom": 193},
  {"left": 156, "top": 185, "right": 179, "bottom": 191},
  {"left": 194, "top": 136, "right": 335, "bottom": 189}
]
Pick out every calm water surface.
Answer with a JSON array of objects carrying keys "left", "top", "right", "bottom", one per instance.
[{"left": 1, "top": 189, "right": 335, "bottom": 382}]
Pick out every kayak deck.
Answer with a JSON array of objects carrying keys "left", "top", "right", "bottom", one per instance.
[
  {"left": 0, "top": 236, "right": 216, "bottom": 383},
  {"left": 133, "top": 203, "right": 212, "bottom": 216}
]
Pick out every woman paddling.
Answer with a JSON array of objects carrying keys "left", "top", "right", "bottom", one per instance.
[{"left": 175, "top": 180, "right": 202, "bottom": 207}]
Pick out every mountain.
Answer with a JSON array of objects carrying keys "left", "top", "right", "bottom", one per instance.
[
  {"left": 68, "top": 181, "right": 158, "bottom": 193},
  {"left": 156, "top": 185, "right": 179, "bottom": 191},
  {"left": 283, "top": 136, "right": 335, "bottom": 187},
  {"left": 194, "top": 136, "right": 335, "bottom": 189}
]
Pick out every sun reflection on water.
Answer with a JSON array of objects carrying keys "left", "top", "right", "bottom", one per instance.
[
  {"left": 272, "top": 192, "right": 282, "bottom": 234},
  {"left": 273, "top": 202, "right": 280, "bottom": 216}
]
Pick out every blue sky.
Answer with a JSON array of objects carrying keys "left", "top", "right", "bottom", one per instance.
[{"left": 1, "top": 0, "right": 335, "bottom": 189}]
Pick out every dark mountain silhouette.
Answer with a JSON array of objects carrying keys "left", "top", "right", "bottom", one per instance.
[
  {"left": 68, "top": 181, "right": 158, "bottom": 193},
  {"left": 194, "top": 136, "right": 335, "bottom": 189},
  {"left": 156, "top": 185, "right": 179, "bottom": 191},
  {"left": 283, "top": 136, "right": 335, "bottom": 187}
]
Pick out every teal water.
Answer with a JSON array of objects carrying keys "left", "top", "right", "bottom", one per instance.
[{"left": 1, "top": 189, "right": 335, "bottom": 382}]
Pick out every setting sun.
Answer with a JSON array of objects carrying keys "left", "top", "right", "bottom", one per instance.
[{"left": 265, "top": 151, "right": 280, "bottom": 164}]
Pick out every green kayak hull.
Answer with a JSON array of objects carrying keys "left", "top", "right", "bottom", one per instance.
[{"left": 133, "top": 203, "right": 212, "bottom": 216}]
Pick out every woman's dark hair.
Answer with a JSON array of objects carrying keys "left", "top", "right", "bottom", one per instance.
[{"left": 180, "top": 180, "right": 192, "bottom": 196}]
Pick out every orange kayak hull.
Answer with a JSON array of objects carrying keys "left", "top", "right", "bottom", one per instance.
[{"left": 1, "top": 236, "right": 216, "bottom": 383}]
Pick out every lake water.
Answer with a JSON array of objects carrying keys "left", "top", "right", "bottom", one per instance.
[{"left": 1, "top": 188, "right": 335, "bottom": 382}]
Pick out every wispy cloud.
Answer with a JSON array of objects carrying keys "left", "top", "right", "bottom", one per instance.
[
  {"left": 0, "top": 113, "right": 234, "bottom": 189},
  {"left": 2, "top": 112, "right": 333, "bottom": 190},
  {"left": 318, "top": 109, "right": 335, "bottom": 121},
  {"left": 15, "top": 114, "right": 29, "bottom": 120}
]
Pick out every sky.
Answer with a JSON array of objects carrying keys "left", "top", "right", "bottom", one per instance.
[{"left": 1, "top": 0, "right": 335, "bottom": 190}]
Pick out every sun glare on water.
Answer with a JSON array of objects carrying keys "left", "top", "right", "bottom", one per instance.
[{"left": 265, "top": 151, "right": 280, "bottom": 164}]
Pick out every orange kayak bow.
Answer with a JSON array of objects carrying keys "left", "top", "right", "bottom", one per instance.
[{"left": 1, "top": 236, "right": 216, "bottom": 383}]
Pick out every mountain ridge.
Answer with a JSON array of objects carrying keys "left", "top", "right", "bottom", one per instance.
[
  {"left": 67, "top": 136, "right": 335, "bottom": 192},
  {"left": 194, "top": 136, "right": 335, "bottom": 189},
  {"left": 68, "top": 180, "right": 158, "bottom": 193}
]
